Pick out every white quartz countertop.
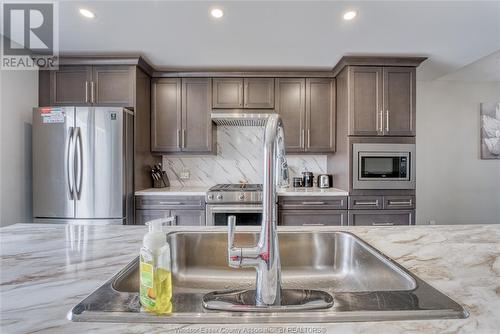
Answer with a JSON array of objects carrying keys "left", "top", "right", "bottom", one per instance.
[
  {"left": 135, "top": 186, "right": 209, "bottom": 196},
  {"left": 1, "top": 223, "right": 499, "bottom": 333},
  {"left": 277, "top": 187, "right": 348, "bottom": 196},
  {"left": 135, "top": 187, "right": 348, "bottom": 197}
]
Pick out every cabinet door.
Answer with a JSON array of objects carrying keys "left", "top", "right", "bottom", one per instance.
[
  {"left": 244, "top": 78, "right": 274, "bottom": 108},
  {"left": 305, "top": 78, "right": 335, "bottom": 152},
  {"left": 171, "top": 209, "right": 206, "bottom": 226},
  {"left": 275, "top": 78, "right": 305, "bottom": 152},
  {"left": 383, "top": 67, "right": 415, "bottom": 136},
  {"left": 212, "top": 78, "right": 243, "bottom": 108},
  {"left": 151, "top": 78, "right": 182, "bottom": 153},
  {"left": 135, "top": 209, "right": 171, "bottom": 225},
  {"left": 49, "top": 66, "right": 92, "bottom": 105},
  {"left": 279, "top": 210, "right": 347, "bottom": 226},
  {"left": 348, "top": 67, "right": 383, "bottom": 136},
  {"left": 348, "top": 210, "right": 415, "bottom": 226},
  {"left": 93, "top": 66, "right": 135, "bottom": 106},
  {"left": 182, "top": 78, "right": 213, "bottom": 152}
]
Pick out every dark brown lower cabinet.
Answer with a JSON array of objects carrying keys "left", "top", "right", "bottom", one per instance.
[
  {"left": 279, "top": 210, "right": 347, "bottom": 226},
  {"left": 135, "top": 209, "right": 205, "bottom": 226},
  {"left": 348, "top": 210, "right": 415, "bottom": 226}
]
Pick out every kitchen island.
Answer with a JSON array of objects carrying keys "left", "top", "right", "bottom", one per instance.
[{"left": 1, "top": 223, "right": 498, "bottom": 334}]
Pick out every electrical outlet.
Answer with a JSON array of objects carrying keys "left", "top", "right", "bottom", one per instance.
[{"left": 180, "top": 169, "right": 190, "bottom": 180}]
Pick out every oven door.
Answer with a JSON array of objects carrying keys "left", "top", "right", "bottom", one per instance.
[{"left": 206, "top": 204, "right": 262, "bottom": 226}]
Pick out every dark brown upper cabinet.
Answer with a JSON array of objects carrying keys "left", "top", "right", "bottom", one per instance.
[
  {"left": 151, "top": 78, "right": 182, "bottom": 153},
  {"left": 243, "top": 78, "right": 274, "bottom": 108},
  {"left": 346, "top": 66, "right": 415, "bottom": 136},
  {"left": 275, "top": 78, "right": 305, "bottom": 152},
  {"left": 305, "top": 78, "right": 335, "bottom": 152},
  {"left": 275, "top": 78, "right": 335, "bottom": 153},
  {"left": 181, "top": 78, "right": 213, "bottom": 152},
  {"left": 348, "top": 67, "right": 383, "bottom": 136},
  {"left": 39, "top": 65, "right": 135, "bottom": 107},
  {"left": 212, "top": 78, "right": 243, "bottom": 108},
  {"left": 152, "top": 78, "right": 214, "bottom": 154},
  {"left": 92, "top": 66, "right": 135, "bottom": 106},
  {"left": 213, "top": 78, "right": 274, "bottom": 109},
  {"left": 383, "top": 67, "right": 415, "bottom": 136}
]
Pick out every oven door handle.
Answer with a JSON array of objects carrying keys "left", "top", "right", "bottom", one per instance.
[{"left": 209, "top": 205, "right": 263, "bottom": 213}]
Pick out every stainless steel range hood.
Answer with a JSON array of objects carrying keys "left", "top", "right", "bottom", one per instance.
[{"left": 211, "top": 111, "right": 274, "bottom": 126}]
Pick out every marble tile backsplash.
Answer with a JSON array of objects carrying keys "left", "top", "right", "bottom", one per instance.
[{"left": 162, "top": 126, "right": 327, "bottom": 187}]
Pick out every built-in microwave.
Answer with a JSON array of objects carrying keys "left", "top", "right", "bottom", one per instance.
[{"left": 352, "top": 143, "right": 416, "bottom": 190}]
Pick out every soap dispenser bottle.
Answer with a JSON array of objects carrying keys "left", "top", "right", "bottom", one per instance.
[{"left": 139, "top": 217, "right": 174, "bottom": 314}]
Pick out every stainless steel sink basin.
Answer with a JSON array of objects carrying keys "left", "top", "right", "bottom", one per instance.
[{"left": 70, "top": 230, "right": 468, "bottom": 323}]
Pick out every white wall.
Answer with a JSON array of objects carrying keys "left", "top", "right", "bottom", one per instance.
[
  {"left": 0, "top": 70, "right": 38, "bottom": 226},
  {"left": 416, "top": 80, "right": 500, "bottom": 225}
]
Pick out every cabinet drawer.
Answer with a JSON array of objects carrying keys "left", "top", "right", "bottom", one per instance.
[
  {"left": 135, "top": 209, "right": 173, "bottom": 225},
  {"left": 279, "top": 210, "right": 347, "bottom": 226},
  {"left": 278, "top": 196, "right": 347, "bottom": 210},
  {"left": 348, "top": 210, "right": 414, "bottom": 226},
  {"left": 135, "top": 196, "right": 205, "bottom": 210},
  {"left": 349, "top": 196, "right": 383, "bottom": 210},
  {"left": 383, "top": 196, "right": 415, "bottom": 209}
]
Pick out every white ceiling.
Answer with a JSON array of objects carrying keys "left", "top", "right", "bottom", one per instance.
[{"left": 57, "top": 1, "right": 500, "bottom": 80}]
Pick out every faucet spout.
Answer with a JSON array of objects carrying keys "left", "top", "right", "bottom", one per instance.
[{"left": 227, "top": 114, "right": 288, "bottom": 307}]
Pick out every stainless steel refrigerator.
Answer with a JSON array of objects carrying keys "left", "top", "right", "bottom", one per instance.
[{"left": 33, "top": 107, "right": 134, "bottom": 225}]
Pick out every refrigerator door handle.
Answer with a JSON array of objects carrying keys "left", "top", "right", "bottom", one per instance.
[
  {"left": 74, "top": 127, "right": 83, "bottom": 200},
  {"left": 67, "top": 127, "right": 75, "bottom": 200}
]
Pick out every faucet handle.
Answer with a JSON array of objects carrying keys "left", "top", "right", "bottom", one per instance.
[{"left": 227, "top": 216, "right": 241, "bottom": 268}]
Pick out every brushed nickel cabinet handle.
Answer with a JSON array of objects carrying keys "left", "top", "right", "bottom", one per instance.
[
  {"left": 301, "top": 129, "right": 305, "bottom": 148},
  {"left": 372, "top": 222, "right": 394, "bottom": 226},
  {"left": 379, "top": 110, "right": 384, "bottom": 133},
  {"left": 307, "top": 129, "right": 311, "bottom": 147},
  {"left": 301, "top": 201, "right": 325, "bottom": 205},
  {"left": 90, "top": 81, "right": 95, "bottom": 104},
  {"left": 177, "top": 129, "right": 181, "bottom": 148},
  {"left": 388, "top": 200, "right": 412, "bottom": 206},
  {"left": 355, "top": 200, "right": 379, "bottom": 206},
  {"left": 158, "top": 201, "right": 182, "bottom": 205},
  {"left": 385, "top": 110, "right": 389, "bottom": 133},
  {"left": 302, "top": 223, "right": 325, "bottom": 226},
  {"left": 85, "top": 81, "right": 89, "bottom": 103},
  {"left": 182, "top": 129, "right": 186, "bottom": 148}
]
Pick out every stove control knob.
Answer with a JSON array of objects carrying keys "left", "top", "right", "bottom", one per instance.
[
  {"left": 238, "top": 194, "right": 245, "bottom": 201},
  {"left": 207, "top": 194, "right": 214, "bottom": 200},
  {"left": 217, "top": 194, "right": 223, "bottom": 200}
]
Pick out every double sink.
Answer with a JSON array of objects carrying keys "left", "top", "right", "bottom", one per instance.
[{"left": 70, "top": 230, "right": 467, "bottom": 323}]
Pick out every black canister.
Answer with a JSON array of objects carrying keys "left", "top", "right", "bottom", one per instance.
[
  {"left": 302, "top": 171, "right": 314, "bottom": 188},
  {"left": 292, "top": 177, "right": 303, "bottom": 188}
]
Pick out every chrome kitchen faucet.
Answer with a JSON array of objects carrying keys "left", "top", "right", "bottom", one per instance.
[
  {"left": 202, "top": 114, "right": 333, "bottom": 311},
  {"left": 227, "top": 114, "right": 288, "bottom": 306}
]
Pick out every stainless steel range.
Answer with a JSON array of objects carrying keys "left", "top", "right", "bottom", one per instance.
[{"left": 206, "top": 184, "right": 263, "bottom": 226}]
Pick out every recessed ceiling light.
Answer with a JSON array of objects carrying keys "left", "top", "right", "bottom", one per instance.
[
  {"left": 210, "top": 8, "right": 224, "bottom": 19},
  {"left": 79, "top": 8, "right": 95, "bottom": 19},
  {"left": 343, "top": 10, "right": 357, "bottom": 21}
]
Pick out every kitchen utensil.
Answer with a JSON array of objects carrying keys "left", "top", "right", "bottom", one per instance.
[
  {"left": 292, "top": 177, "right": 303, "bottom": 188},
  {"left": 318, "top": 174, "right": 333, "bottom": 188},
  {"left": 302, "top": 171, "right": 314, "bottom": 188}
]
